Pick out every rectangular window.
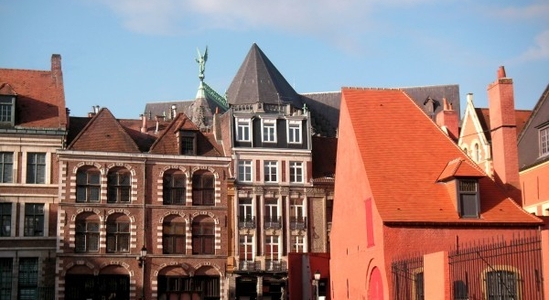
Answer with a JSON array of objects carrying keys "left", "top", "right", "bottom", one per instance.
[
  {"left": 239, "top": 234, "right": 254, "bottom": 261},
  {"left": 163, "top": 222, "right": 186, "bottom": 254},
  {"left": 26, "top": 153, "right": 46, "bottom": 184},
  {"left": 238, "top": 160, "right": 252, "bottom": 182},
  {"left": 262, "top": 119, "right": 277, "bottom": 143},
  {"left": 288, "top": 120, "right": 302, "bottom": 143},
  {"left": 264, "top": 199, "right": 280, "bottom": 229},
  {"left": 264, "top": 160, "right": 278, "bottom": 183},
  {"left": 289, "top": 161, "right": 304, "bottom": 183},
  {"left": 75, "top": 221, "right": 100, "bottom": 252},
  {"left": 24, "top": 203, "right": 44, "bottom": 236},
  {"left": 0, "top": 203, "right": 11, "bottom": 237},
  {"left": 291, "top": 235, "right": 305, "bottom": 253},
  {"left": 0, "top": 152, "right": 13, "bottom": 183},
  {"left": 106, "top": 222, "right": 130, "bottom": 253},
  {"left": 458, "top": 179, "right": 479, "bottom": 218},
  {"left": 18, "top": 258, "right": 38, "bottom": 300},
  {"left": 180, "top": 132, "right": 196, "bottom": 155},
  {"left": 265, "top": 235, "right": 279, "bottom": 262},
  {"left": 238, "top": 198, "right": 255, "bottom": 228},
  {"left": 77, "top": 169, "right": 101, "bottom": 203},
  {"left": 290, "top": 199, "right": 306, "bottom": 230},
  {"left": 0, "top": 96, "right": 15, "bottom": 126},
  {"left": 541, "top": 127, "right": 549, "bottom": 157},
  {"left": 192, "top": 221, "right": 215, "bottom": 255},
  {"left": 236, "top": 118, "right": 251, "bottom": 142},
  {"left": 0, "top": 258, "right": 12, "bottom": 299}
]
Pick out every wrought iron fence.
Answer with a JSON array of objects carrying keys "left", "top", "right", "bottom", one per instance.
[
  {"left": 391, "top": 254, "right": 425, "bottom": 300},
  {"left": 449, "top": 231, "right": 543, "bottom": 300}
]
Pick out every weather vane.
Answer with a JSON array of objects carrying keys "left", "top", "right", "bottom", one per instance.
[{"left": 196, "top": 46, "right": 208, "bottom": 81}]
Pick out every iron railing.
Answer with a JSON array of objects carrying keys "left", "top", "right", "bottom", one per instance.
[
  {"left": 391, "top": 255, "right": 424, "bottom": 300},
  {"left": 264, "top": 216, "right": 282, "bottom": 229},
  {"left": 290, "top": 216, "right": 307, "bottom": 230},
  {"left": 238, "top": 216, "right": 256, "bottom": 229},
  {"left": 449, "top": 231, "right": 543, "bottom": 300}
]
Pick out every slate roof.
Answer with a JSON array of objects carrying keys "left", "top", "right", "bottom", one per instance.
[
  {"left": 340, "top": 87, "right": 541, "bottom": 224},
  {"left": 0, "top": 54, "right": 67, "bottom": 129},
  {"left": 312, "top": 136, "right": 337, "bottom": 182},
  {"left": 518, "top": 84, "right": 549, "bottom": 170},
  {"left": 226, "top": 43, "right": 301, "bottom": 107}
]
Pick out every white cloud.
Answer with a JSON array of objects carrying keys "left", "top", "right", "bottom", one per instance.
[
  {"left": 518, "top": 30, "right": 549, "bottom": 61},
  {"left": 491, "top": 2, "right": 549, "bottom": 20}
]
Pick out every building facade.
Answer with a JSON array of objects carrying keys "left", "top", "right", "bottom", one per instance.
[
  {"left": 0, "top": 55, "right": 67, "bottom": 299},
  {"left": 56, "top": 109, "right": 231, "bottom": 300}
]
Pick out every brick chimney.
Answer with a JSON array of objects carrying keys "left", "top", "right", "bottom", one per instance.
[
  {"left": 435, "top": 98, "right": 459, "bottom": 140},
  {"left": 488, "top": 66, "right": 521, "bottom": 204}
]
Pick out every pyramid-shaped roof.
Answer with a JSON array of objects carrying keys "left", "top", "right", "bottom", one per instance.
[{"left": 226, "top": 43, "right": 301, "bottom": 107}]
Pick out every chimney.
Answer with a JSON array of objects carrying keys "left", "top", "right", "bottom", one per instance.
[
  {"left": 488, "top": 66, "right": 521, "bottom": 204},
  {"left": 51, "top": 54, "right": 63, "bottom": 86},
  {"left": 140, "top": 114, "right": 147, "bottom": 133},
  {"left": 435, "top": 97, "right": 459, "bottom": 139}
]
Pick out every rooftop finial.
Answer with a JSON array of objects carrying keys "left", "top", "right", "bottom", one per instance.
[{"left": 196, "top": 46, "right": 208, "bottom": 81}]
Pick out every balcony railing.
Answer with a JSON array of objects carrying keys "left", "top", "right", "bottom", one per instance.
[
  {"left": 238, "top": 216, "right": 256, "bottom": 229},
  {"left": 264, "top": 216, "right": 282, "bottom": 229},
  {"left": 239, "top": 260, "right": 260, "bottom": 271},
  {"left": 265, "top": 260, "right": 287, "bottom": 272},
  {"left": 290, "top": 216, "right": 307, "bottom": 230}
]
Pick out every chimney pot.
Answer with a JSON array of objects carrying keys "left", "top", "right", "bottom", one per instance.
[{"left": 497, "top": 66, "right": 506, "bottom": 79}]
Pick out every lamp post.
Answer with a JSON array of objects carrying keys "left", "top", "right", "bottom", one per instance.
[
  {"left": 313, "top": 270, "right": 321, "bottom": 300},
  {"left": 138, "top": 245, "right": 147, "bottom": 300}
]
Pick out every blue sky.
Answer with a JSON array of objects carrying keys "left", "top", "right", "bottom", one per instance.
[{"left": 1, "top": 0, "right": 548, "bottom": 119}]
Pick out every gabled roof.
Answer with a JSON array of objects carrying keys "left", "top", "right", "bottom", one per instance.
[
  {"left": 226, "top": 43, "right": 301, "bottom": 107},
  {"left": 475, "top": 108, "right": 531, "bottom": 141},
  {"left": 67, "top": 108, "right": 141, "bottom": 153},
  {"left": 340, "top": 87, "right": 540, "bottom": 224},
  {"left": 518, "top": 84, "right": 549, "bottom": 170},
  {"left": 437, "top": 158, "right": 485, "bottom": 182},
  {"left": 0, "top": 54, "right": 67, "bottom": 129},
  {"left": 149, "top": 112, "right": 223, "bottom": 156}
]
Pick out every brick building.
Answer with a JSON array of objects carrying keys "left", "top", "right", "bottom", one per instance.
[
  {"left": 0, "top": 55, "right": 67, "bottom": 299},
  {"left": 56, "top": 108, "right": 231, "bottom": 300}
]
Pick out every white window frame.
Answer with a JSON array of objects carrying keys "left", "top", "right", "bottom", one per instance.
[
  {"left": 265, "top": 198, "right": 279, "bottom": 221},
  {"left": 289, "top": 161, "right": 304, "bottom": 183},
  {"left": 239, "top": 234, "right": 255, "bottom": 261},
  {"left": 265, "top": 235, "right": 280, "bottom": 261},
  {"left": 238, "top": 160, "right": 252, "bottom": 182},
  {"left": 291, "top": 235, "right": 306, "bottom": 253},
  {"left": 239, "top": 198, "right": 254, "bottom": 220},
  {"left": 287, "top": 120, "right": 302, "bottom": 144},
  {"left": 262, "top": 119, "right": 277, "bottom": 143},
  {"left": 264, "top": 160, "right": 278, "bottom": 183},
  {"left": 540, "top": 127, "right": 549, "bottom": 157},
  {"left": 236, "top": 118, "right": 251, "bottom": 142}
]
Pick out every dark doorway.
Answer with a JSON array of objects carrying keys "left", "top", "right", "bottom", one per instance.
[
  {"left": 65, "top": 274, "right": 130, "bottom": 300},
  {"left": 235, "top": 277, "right": 257, "bottom": 300}
]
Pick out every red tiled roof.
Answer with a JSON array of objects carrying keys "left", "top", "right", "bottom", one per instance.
[
  {"left": 0, "top": 55, "right": 67, "bottom": 129},
  {"left": 68, "top": 108, "right": 141, "bottom": 153},
  {"left": 341, "top": 87, "right": 540, "bottom": 224},
  {"left": 437, "top": 158, "right": 485, "bottom": 182}
]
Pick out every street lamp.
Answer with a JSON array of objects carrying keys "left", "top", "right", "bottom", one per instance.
[
  {"left": 314, "top": 270, "right": 321, "bottom": 300},
  {"left": 138, "top": 246, "right": 147, "bottom": 300}
]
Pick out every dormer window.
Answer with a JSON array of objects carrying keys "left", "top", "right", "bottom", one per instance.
[
  {"left": 540, "top": 126, "right": 549, "bottom": 157},
  {"left": 0, "top": 94, "right": 16, "bottom": 127},
  {"left": 262, "top": 119, "right": 277, "bottom": 143},
  {"left": 458, "top": 179, "right": 479, "bottom": 218},
  {"left": 179, "top": 131, "right": 196, "bottom": 155}
]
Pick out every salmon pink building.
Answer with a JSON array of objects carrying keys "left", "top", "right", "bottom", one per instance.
[{"left": 329, "top": 85, "right": 543, "bottom": 299}]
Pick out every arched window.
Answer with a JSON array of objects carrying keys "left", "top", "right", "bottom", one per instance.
[
  {"left": 76, "top": 167, "right": 100, "bottom": 203},
  {"left": 485, "top": 270, "right": 518, "bottom": 299},
  {"left": 75, "top": 212, "right": 100, "bottom": 253},
  {"left": 474, "top": 143, "right": 480, "bottom": 162},
  {"left": 192, "top": 170, "right": 214, "bottom": 206},
  {"left": 163, "top": 215, "right": 186, "bottom": 254},
  {"left": 106, "top": 214, "right": 130, "bottom": 253},
  {"left": 192, "top": 216, "right": 214, "bottom": 255},
  {"left": 107, "top": 167, "right": 131, "bottom": 203},
  {"left": 163, "top": 170, "right": 186, "bottom": 205}
]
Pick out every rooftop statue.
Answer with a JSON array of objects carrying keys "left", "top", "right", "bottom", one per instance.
[{"left": 196, "top": 46, "right": 208, "bottom": 81}]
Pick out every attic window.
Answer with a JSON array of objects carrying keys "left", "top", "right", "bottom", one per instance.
[
  {"left": 458, "top": 179, "right": 479, "bottom": 218},
  {"left": 179, "top": 131, "right": 197, "bottom": 155},
  {"left": 0, "top": 95, "right": 16, "bottom": 127},
  {"left": 540, "top": 126, "right": 549, "bottom": 157}
]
